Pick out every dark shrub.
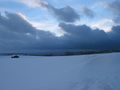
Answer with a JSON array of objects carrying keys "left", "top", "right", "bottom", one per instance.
[{"left": 11, "top": 55, "right": 19, "bottom": 58}]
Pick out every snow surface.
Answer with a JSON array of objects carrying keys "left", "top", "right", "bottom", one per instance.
[{"left": 0, "top": 53, "right": 120, "bottom": 90}]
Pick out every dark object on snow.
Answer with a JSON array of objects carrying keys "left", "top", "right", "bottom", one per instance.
[{"left": 11, "top": 55, "right": 19, "bottom": 58}]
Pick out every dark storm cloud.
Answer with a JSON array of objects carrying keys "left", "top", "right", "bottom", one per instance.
[
  {"left": 0, "top": 12, "right": 120, "bottom": 52},
  {"left": 60, "top": 23, "right": 120, "bottom": 50},
  {"left": 59, "top": 23, "right": 111, "bottom": 49},
  {"left": 48, "top": 5, "right": 80, "bottom": 23},
  {"left": 0, "top": 12, "right": 35, "bottom": 34},
  {"left": 108, "top": 25, "right": 120, "bottom": 45},
  {"left": 107, "top": 0, "right": 120, "bottom": 24},
  {"left": 0, "top": 12, "right": 58, "bottom": 51}
]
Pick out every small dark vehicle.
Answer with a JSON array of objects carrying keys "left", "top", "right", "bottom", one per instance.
[{"left": 11, "top": 55, "right": 19, "bottom": 58}]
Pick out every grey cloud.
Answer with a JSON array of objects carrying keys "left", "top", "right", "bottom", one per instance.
[
  {"left": 48, "top": 6, "right": 80, "bottom": 23},
  {"left": 107, "top": 0, "right": 120, "bottom": 24},
  {"left": 81, "top": 7, "right": 95, "bottom": 18}
]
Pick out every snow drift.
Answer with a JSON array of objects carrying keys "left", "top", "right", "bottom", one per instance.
[{"left": 0, "top": 53, "right": 120, "bottom": 90}]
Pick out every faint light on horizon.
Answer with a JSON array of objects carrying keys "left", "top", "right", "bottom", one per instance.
[
  {"left": 31, "top": 21, "right": 65, "bottom": 37},
  {"left": 91, "top": 19, "right": 114, "bottom": 32}
]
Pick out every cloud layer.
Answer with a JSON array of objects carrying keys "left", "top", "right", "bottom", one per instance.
[{"left": 0, "top": 12, "right": 120, "bottom": 53}]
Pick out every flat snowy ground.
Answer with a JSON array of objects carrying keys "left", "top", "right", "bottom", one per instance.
[{"left": 0, "top": 53, "right": 120, "bottom": 90}]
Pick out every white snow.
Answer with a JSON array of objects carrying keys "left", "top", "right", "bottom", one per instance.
[{"left": 0, "top": 53, "right": 120, "bottom": 90}]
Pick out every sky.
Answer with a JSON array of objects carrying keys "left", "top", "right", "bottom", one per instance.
[{"left": 0, "top": 0, "right": 120, "bottom": 52}]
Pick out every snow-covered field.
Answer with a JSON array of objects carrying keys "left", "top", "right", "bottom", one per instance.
[{"left": 0, "top": 53, "right": 120, "bottom": 90}]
